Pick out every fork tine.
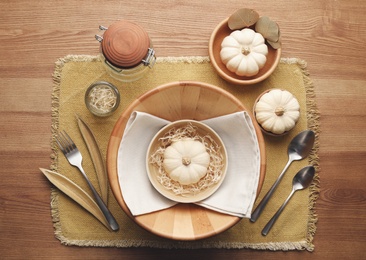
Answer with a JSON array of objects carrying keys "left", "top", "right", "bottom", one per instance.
[
  {"left": 60, "top": 131, "right": 72, "bottom": 153},
  {"left": 55, "top": 133, "right": 66, "bottom": 154},
  {"left": 62, "top": 131, "right": 77, "bottom": 151},
  {"left": 55, "top": 130, "right": 76, "bottom": 154}
]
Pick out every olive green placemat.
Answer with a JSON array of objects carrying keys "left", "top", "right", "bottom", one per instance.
[{"left": 50, "top": 55, "right": 320, "bottom": 251}]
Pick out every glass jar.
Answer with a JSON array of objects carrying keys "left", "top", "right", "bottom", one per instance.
[
  {"left": 95, "top": 20, "right": 156, "bottom": 82},
  {"left": 85, "top": 81, "right": 120, "bottom": 117}
]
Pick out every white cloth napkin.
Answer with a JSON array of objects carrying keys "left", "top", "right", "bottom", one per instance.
[{"left": 117, "top": 111, "right": 261, "bottom": 218}]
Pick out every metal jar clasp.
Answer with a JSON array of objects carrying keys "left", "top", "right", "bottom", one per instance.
[
  {"left": 142, "top": 48, "right": 156, "bottom": 67},
  {"left": 95, "top": 25, "right": 108, "bottom": 42}
]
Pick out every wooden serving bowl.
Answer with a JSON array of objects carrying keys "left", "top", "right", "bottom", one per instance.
[
  {"left": 106, "top": 81, "right": 266, "bottom": 240},
  {"left": 146, "top": 119, "right": 228, "bottom": 203},
  {"left": 209, "top": 18, "right": 281, "bottom": 85}
]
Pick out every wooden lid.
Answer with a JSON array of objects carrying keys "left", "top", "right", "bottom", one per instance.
[{"left": 101, "top": 20, "right": 150, "bottom": 68}]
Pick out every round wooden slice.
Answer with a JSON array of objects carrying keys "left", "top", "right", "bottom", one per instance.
[
  {"left": 106, "top": 81, "right": 266, "bottom": 240},
  {"left": 101, "top": 20, "right": 150, "bottom": 68}
]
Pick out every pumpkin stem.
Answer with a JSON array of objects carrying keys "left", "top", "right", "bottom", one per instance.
[
  {"left": 182, "top": 157, "right": 191, "bottom": 166},
  {"left": 241, "top": 46, "right": 251, "bottom": 55},
  {"left": 275, "top": 107, "right": 285, "bottom": 116}
]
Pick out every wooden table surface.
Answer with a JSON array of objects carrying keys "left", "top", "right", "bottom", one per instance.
[{"left": 1, "top": 0, "right": 365, "bottom": 259}]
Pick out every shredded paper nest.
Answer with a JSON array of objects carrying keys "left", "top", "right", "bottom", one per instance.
[{"left": 149, "top": 123, "right": 225, "bottom": 197}]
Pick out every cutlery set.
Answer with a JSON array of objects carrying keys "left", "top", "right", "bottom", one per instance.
[
  {"left": 41, "top": 115, "right": 119, "bottom": 231},
  {"left": 54, "top": 130, "right": 119, "bottom": 231},
  {"left": 42, "top": 114, "right": 315, "bottom": 235},
  {"left": 261, "top": 165, "right": 315, "bottom": 236},
  {"left": 250, "top": 130, "right": 316, "bottom": 235}
]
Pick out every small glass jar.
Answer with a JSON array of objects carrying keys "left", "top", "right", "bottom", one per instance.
[
  {"left": 85, "top": 81, "right": 120, "bottom": 117},
  {"left": 95, "top": 20, "right": 156, "bottom": 82}
]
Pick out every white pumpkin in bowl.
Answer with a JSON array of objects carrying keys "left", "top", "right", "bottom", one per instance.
[
  {"left": 220, "top": 28, "right": 268, "bottom": 77},
  {"left": 254, "top": 89, "right": 300, "bottom": 135},
  {"left": 163, "top": 138, "right": 210, "bottom": 185}
]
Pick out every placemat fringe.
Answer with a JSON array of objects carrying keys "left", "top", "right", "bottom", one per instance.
[
  {"left": 51, "top": 239, "right": 312, "bottom": 250},
  {"left": 50, "top": 188, "right": 64, "bottom": 243},
  {"left": 50, "top": 59, "right": 61, "bottom": 170},
  {"left": 295, "top": 58, "right": 320, "bottom": 252},
  {"left": 156, "top": 56, "right": 210, "bottom": 64},
  {"left": 277, "top": 57, "right": 320, "bottom": 252}
]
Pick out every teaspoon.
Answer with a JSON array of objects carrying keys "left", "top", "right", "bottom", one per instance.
[
  {"left": 261, "top": 165, "right": 315, "bottom": 236},
  {"left": 250, "top": 130, "right": 315, "bottom": 222}
]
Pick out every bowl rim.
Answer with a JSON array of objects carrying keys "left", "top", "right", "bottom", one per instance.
[
  {"left": 209, "top": 17, "right": 282, "bottom": 85},
  {"left": 146, "top": 119, "right": 228, "bottom": 203}
]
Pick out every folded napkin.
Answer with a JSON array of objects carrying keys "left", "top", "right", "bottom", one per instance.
[{"left": 117, "top": 111, "right": 261, "bottom": 218}]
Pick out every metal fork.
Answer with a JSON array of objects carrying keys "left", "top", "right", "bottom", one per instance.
[{"left": 55, "top": 130, "right": 119, "bottom": 231}]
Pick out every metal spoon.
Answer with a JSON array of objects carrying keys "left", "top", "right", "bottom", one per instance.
[
  {"left": 250, "top": 130, "right": 315, "bottom": 222},
  {"left": 261, "top": 165, "right": 315, "bottom": 236}
]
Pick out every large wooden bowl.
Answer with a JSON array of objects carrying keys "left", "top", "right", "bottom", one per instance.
[
  {"left": 106, "top": 81, "right": 266, "bottom": 240},
  {"left": 209, "top": 18, "right": 281, "bottom": 85}
]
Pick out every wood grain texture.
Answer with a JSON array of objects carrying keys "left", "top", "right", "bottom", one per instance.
[{"left": 0, "top": 0, "right": 365, "bottom": 259}]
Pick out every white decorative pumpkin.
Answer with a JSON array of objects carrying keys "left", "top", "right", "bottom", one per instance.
[
  {"left": 163, "top": 138, "right": 210, "bottom": 185},
  {"left": 255, "top": 89, "right": 300, "bottom": 135},
  {"left": 220, "top": 28, "right": 268, "bottom": 77}
]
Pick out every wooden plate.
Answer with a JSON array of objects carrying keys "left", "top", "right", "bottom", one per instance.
[{"left": 106, "top": 81, "right": 266, "bottom": 240}]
